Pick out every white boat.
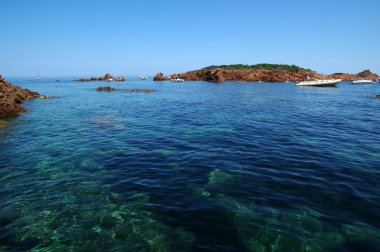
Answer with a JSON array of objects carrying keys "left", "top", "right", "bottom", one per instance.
[
  {"left": 35, "top": 68, "right": 40, "bottom": 80},
  {"left": 170, "top": 77, "right": 184, "bottom": 82},
  {"left": 140, "top": 76, "right": 148, "bottom": 80},
  {"left": 296, "top": 78, "right": 341, "bottom": 87},
  {"left": 106, "top": 78, "right": 115, "bottom": 82},
  {"left": 352, "top": 79, "right": 373, "bottom": 84}
]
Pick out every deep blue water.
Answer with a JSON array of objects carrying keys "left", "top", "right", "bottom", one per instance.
[{"left": 1, "top": 78, "right": 380, "bottom": 251}]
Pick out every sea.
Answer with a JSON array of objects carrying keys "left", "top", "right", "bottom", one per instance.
[{"left": 1, "top": 78, "right": 380, "bottom": 251}]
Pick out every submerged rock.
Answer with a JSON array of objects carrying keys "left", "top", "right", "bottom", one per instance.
[
  {"left": 0, "top": 75, "right": 40, "bottom": 116},
  {"left": 0, "top": 119, "right": 8, "bottom": 128},
  {"left": 127, "top": 89, "right": 153, "bottom": 93},
  {"left": 39, "top": 95, "right": 58, "bottom": 99},
  {"left": 208, "top": 169, "right": 233, "bottom": 184},
  {"left": 96, "top": 86, "right": 117, "bottom": 91},
  {"left": 96, "top": 87, "right": 154, "bottom": 93}
]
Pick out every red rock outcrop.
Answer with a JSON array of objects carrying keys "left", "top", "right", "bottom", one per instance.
[
  {"left": 155, "top": 68, "right": 378, "bottom": 83},
  {"left": 321, "top": 70, "right": 378, "bottom": 81},
  {"left": 0, "top": 75, "right": 40, "bottom": 116},
  {"left": 75, "top": 73, "right": 125, "bottom": 82},
  {"left": 153, "top": 73, "right": 165, "bottom": 81},
  {"left": 356, "top": 70, "right": 377, "bottom": 79},
  {"left": 166, "top": 69, "right": 323, "bottom": 82}
]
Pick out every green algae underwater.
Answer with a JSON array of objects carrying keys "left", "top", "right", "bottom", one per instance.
[{"left": 1, "top": 78, "right": 380, "bottom": 251}]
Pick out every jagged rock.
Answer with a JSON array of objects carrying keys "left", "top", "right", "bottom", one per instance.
[
  {"left": 153, "top": 73, "right": 165, "bottom": 81},
  {"left": 357, "top": 70, "right": 373, "bottom": 78},
  {"left": 75, "top": 73, "right": 125, "bottom": 82},
  {"left": 104, "top": 73, "right": 113, "bottom": 79},
  {"left": 0, "top": 76, "right": 40, "bottom": 116}
]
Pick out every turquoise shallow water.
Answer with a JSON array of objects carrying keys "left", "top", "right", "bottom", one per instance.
[{"left": 1, "top": 78, "right": 380, "bottom": 251}]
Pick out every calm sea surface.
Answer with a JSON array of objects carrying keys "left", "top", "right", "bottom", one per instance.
[{"left": 1, "top": 78, "right": 380, "bottom": 251}]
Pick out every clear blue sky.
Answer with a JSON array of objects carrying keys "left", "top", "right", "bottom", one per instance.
[{"left": 1, "top": 0, "right": 379, "bottom": 77}]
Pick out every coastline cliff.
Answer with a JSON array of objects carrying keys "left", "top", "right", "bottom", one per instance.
[
  {"left": 154, "top": 64, "right": 379, "bottom": 83},
  {"left": 0, "top": 75, "right": 40, "bottom": 116}
]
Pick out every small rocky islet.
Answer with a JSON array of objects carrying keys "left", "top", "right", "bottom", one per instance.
[
  {"left": 75, "top": 73, "right": 125, "bottom": 82},
  {"left": 0, "top": 75, "right": 40, "bottom": 117},
  {"left": 153, "top": 64, "right": 379, "bottom": 83}
]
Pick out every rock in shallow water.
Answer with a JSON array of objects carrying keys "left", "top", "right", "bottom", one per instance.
[
  {"left": 39, "top": 95, "right": 59, "bottom": 99},
  {"left": 127, "top": 89, "right": 153, "bottom": 93},
  {"left": 208, "top": 169, "right": 233, "bottom": 184},
  {"left": 96, "top": 86, "right": 117, "bottom": 91},
  {"left": 96, "top": 87, "right": 154, "bottom": 93},
  {"left": 0, "top": 75, "right": 40, "bottom": 116}
]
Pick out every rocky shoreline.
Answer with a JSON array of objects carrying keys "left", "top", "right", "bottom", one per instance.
[
  {"left": 0, "top": 75, "right": 40, "bottom": 117},
  {"left": 75, "top": 73, "right": 125, "bottom": 82},
  {"left": 154, "top": 65, "right": 379, "bottom": 83}
]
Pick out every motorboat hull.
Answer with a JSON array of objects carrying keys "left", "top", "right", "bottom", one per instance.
[
  {"left": 296, "top": 79, "right": 341, "bottom": 87},
  {"left": 352, "top": 80, "right": 373, "bottom": 84},
  {"left": 170, "top": 78, "right": 185, "bottom": 82}
]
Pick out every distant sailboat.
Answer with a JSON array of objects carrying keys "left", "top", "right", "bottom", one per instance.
[{"left": 35, "top": 68, "right": 40, "bottom": 80}]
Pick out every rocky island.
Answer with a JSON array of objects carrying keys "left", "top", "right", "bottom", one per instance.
[
  {"left": 75, "top": 73, "right": 125, "bottom": 82},
  {"left": 0, "top": 75, "right": 40, "bottom": 116},
  {"left": 154, "top": 64, "right": 379, "bottom": 83}
]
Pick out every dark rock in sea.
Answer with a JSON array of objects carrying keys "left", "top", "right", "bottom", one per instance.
[
  {"left": 96, "top": 86, "right": 117, "bottom": 91},
  {"left": 375, "top": 95, "right": 380, "bottom": 99},
  {"left": 127, "top": 89, "right": 153, "bottom": 93},
  {"left": 0, "top": 75, "right": 40, "bottom": 116},
  {"left": 153, "top": 72, "right": 165, "bottom": 81},
  {"left": 96, "top": 87, "right": 153, "bottom": 93},
  {"left": 76, "top": 73, "right": 125, "bottom": 82}
]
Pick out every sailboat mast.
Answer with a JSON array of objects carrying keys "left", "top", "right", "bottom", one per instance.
[{"left": 35, "top": 67, "right": 40, "bottom": 80}]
